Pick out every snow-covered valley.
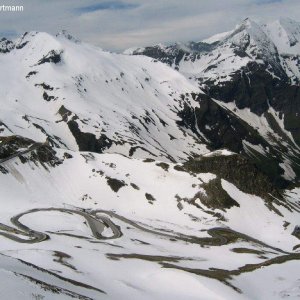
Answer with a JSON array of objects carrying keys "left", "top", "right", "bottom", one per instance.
[{"left": 0, "top": 145, "right": 300, "bottom": 299}]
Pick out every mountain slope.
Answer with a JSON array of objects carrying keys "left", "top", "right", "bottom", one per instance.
[
  {"left": 0, "top": 31, "right": 209, "bottom": 162},
  {"left": 0, "top": 139, "right": 299, "bottom": 299},
  {"left": 0, "top": 25, "right": 300, "bottom": 299},
  {"left": 127, "top": 18, "right": 300, "bottom": 186},
  {"left": 1, "top": 28, "right": 299, "bottom": 186}
]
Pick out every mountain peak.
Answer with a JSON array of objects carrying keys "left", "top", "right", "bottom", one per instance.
[
  {"left": 265, "top": 17, "right": 300, "bottom": 54},
  {"left": 203, "top": 18, "right": 262, "bottom": 45},
  {"left": 279, "top": 16, "right": 299, "bottom": 26},
  {"left": 231, "top": 18, "right": 261, "bottom": 33},
  {"left": 226, "top": 17, "right": 274, "bottom": 51},
  {"left": 15, "top": 31, "right": 60, "bottom": 46},
  {"left": 241, "top": 17, "right": 258, "bottom": 27},
  {"left": 56, "top": 30, "right": 81, "bottom": 44}
]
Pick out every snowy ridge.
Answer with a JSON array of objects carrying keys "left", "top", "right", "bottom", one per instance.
[
  {"left": 127, "top": 17, "right": 300, "bottom": 84},
  {"left": 0, "top": 31, "right": 209, "bottom": 161},
  {"left": 265, "top": 17, "right": 300, "bottom": 55},
  {"left": 202, "top": 29, "right": 234, "bottom": 44},
  {"left": 176, "top": 18, "right": 284, "bottom": 83}
]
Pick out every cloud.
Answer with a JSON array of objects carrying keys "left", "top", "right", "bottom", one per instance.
[
  {"left": 75, "top": 1, "right": 138, "bottom": 14},
  {"left": 255, "top": 0, "right": 282, "bottom": 3},
  {"left": 0, "top": 0, "right": 299, "bottom": 51}
]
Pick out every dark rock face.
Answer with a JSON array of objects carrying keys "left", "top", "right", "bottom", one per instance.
[
  {"left": 200, "top": 62, "right": 300, "bottom": 186},
  {"left": 42, "top": 91, "right": 56, "bottom": 102},
  {"left": 190, "top": 94, "right": 264, "bottom": 151},
  {"left": 35, "top": 83, "right": 54, "bottom": 91},
  {"left": 106, "top": 177, "right": 127, "bottom": 193},
  {"left": 204, "top": 62, "right": 300, "bottom": 146},
  {"left": 28, "top": 144, "right": 63, "bottom": 167},
  {"left": 15, "top": 41, "right": 29, "bottom": 49},
  {"left": 26, "top": 71, "right": 38, "bottom": 79},
  {"left": 37, "top": 50, "right": 62, "bottom": 65},
  {"left": 0, "top": 136, "right": 32, "bottom": 159},
  {"left": 0, "top": 38, "right": 14, "bottom": 53},
  {"left": 67, "top": 120, "right": 112, "bottom": 153},
  {"left": 198, "top": 177, "right": 240, "bottom": 210},
  {"left": 131, "top": 42, "right": 214, "bottom": 69},
  {"left": 292, "top": 226, "right": 300, "bottom": 240},
  {"left": 177, "top": 94, "right": 295, "bottom": 188},
  {"left": 57, "top": 105, "right": 72, "bottom": 122},
  {"left": 204, "top": 63, "right": 275, "bottom": 115},
  {"left": 0, "top": 136, "right": 62, "bottom": 168},
  {"left": 183, "top": 154, "right": 282, "bottom": 201}
]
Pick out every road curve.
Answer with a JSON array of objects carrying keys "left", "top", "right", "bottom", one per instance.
[
  {"left": 0, "top": 208, "right": 121, "bottom": 243},
  {"left": 0, "top": 142, "right": 290, "bottom": 253},
  {"left": 0, "top": 207, "right": 290, "bottom": 255},
  {"left": 92, "top": 209, "right": 288, "bottom": 254}
]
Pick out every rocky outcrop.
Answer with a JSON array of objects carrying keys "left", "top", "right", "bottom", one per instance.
[
  {"left": 130, "top": 42, "right": 214, "bottom": 69},
  {"left": 183, "top": 153, "right": 282, "bottom": 201},
  {"left": 177, "top": 94, "right": 295, "bottom": 188},
  {"left": 0, "top": 136, "right": 33, "bottom": 159},
  {"left": 204, "top": 62, "right": 300, "bottom": 144},
  {"left": 0, "top": 38, "right": 14, "bottom": 53},
  {"left": 37, "top": 50, "right": 63, "bottom": 65},
  {"left": 67, "top": 120, "right": 113, "bottom": 153}
]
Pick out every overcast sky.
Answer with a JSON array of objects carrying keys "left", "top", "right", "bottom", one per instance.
[{"left": 1, "top": 0, "right": 300, "bottom": 51}]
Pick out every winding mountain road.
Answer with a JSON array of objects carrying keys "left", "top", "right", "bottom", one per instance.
[
  {"left": 0, "top": 208, "right": 121, "bottom": 243},
  {"left": 0, "top": 141, "right": 291, "bottom": 254},
  {"left": 0, "top": 206, "right": 289, "bottom": 256}
]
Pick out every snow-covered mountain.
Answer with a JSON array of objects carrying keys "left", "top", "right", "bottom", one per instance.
[
  {"left": 1, "top": 25, "right": 299, "bottom": 186},
  {"left": 127, "top": 18, "right": 300, "bottom": 186},
  {"left": 0, "top": 31, "right": 210, "bottom": 162},
  {"left": 128, "top": 17, "right": 300, "bottom": 84},
  {"left": 0, "top": 20, "right": 300, "bottom": 300}
]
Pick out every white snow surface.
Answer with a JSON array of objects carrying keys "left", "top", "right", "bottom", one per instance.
[
  {"left": 265, "top": 17, "right": 300, "bottom": 55},
  {"left": 0, "top": 25, "right": 300, "bottom": 300},
  {"left": 0, "top": 31, "right": 208, "bottom": 162},
  {"left": 202, "top": 30, "right": 234, "bottom": 44},
  {"left": 0, "top": 149, "right": 299, "bottom": 299}
]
